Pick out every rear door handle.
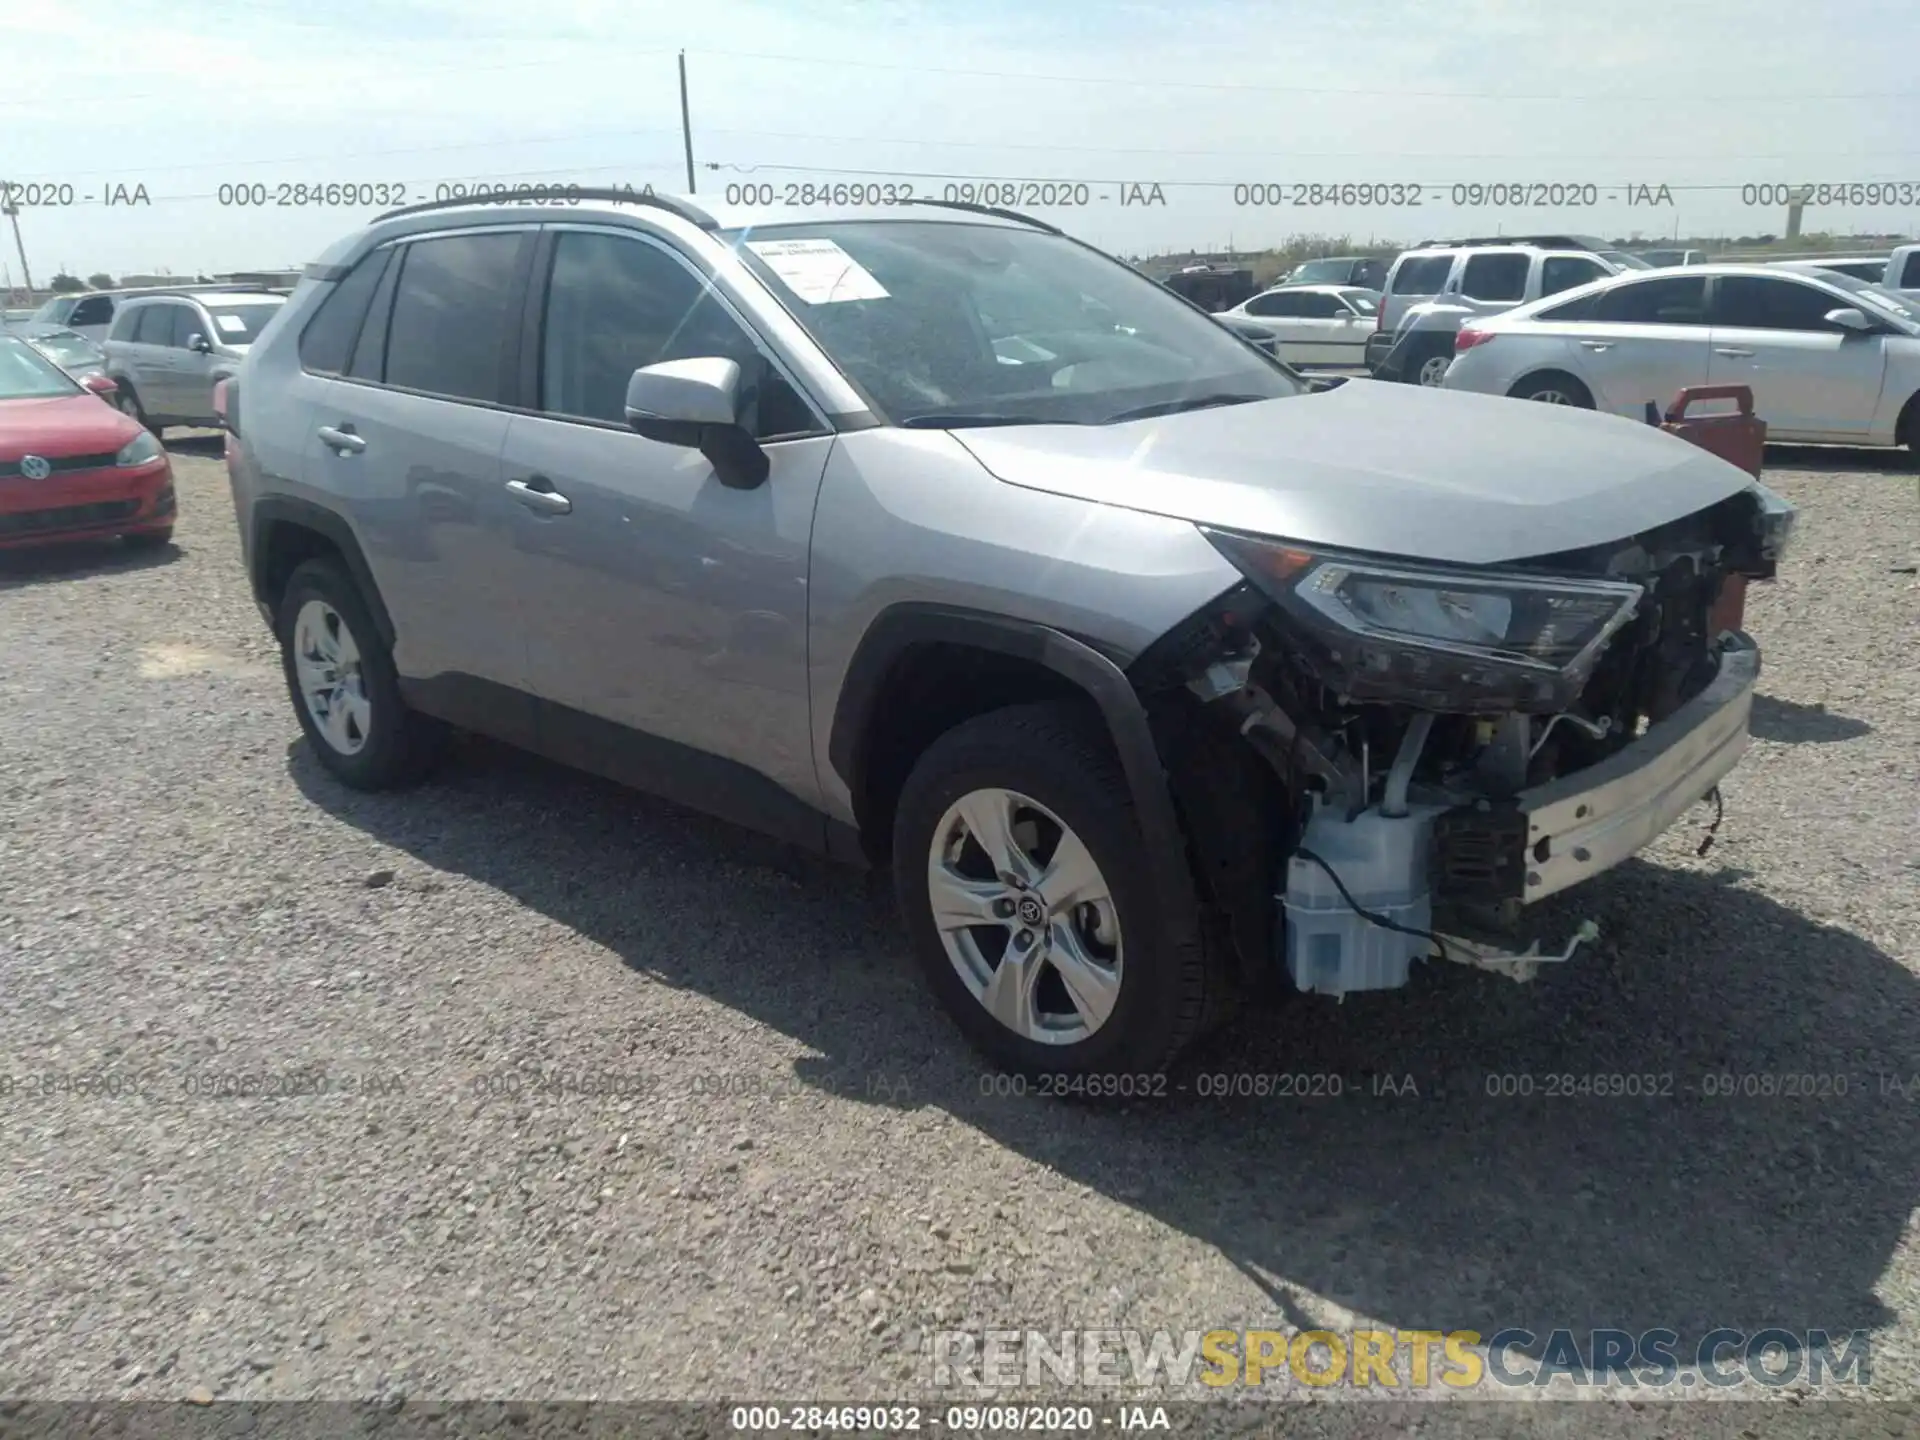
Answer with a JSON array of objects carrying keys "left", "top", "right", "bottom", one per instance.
[
  {"left": 1714, "top": 347, "right": 1756, "bottom": 357},
  {"left": 317, "top": 424, "right": 366, "bottom": 454},
  {"left": 1579, "top": 340, "right": 1613, "bottom": 351},
  {"left": 506, "top": 476, "right": 571, "bottom": 515}
]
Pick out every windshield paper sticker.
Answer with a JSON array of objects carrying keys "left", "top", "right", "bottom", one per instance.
[
  {"left": 216, "top": 314, "right": 248, "bottom": 333},
  {"left": 745, "top": 238, "right": 889, "bottom": 304}
]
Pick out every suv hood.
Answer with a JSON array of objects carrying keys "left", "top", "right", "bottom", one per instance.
[{"left": 950, "top": 382, "right": 1756, "bottom": 566}]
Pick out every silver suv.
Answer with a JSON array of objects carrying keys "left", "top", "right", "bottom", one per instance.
[
  {"left": 225, "top": 192, "right": 1792, "bottom": 1079},
  {"left": 103, "top": 290, "right": 285, "bottom": 433}
]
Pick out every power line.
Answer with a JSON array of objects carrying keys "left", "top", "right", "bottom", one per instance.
[
  {"left": 4, "top": 127, "right": 686, "bottom": 181},
  {"left": 10, "top": 125, "right": 1919, "bottom": 187},
  {"left": 687, "top": 45, "right": 1920, "bottom": 104},
  {"left": 0, "top": 48, "right": 683, "bottom": 113}
]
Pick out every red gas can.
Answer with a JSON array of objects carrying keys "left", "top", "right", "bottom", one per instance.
[{"left": 1660, "top": 385, "right": 1767, "bottom": 634}]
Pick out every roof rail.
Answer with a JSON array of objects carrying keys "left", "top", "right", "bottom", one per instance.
[
  {"left": 369, "top": 186, "right": 718, "bottom": 230},
  {"left": 1412, "top": 234, "right": 1606, "bottom": 250},
  {"left": 900, "top": 197, "right": 1063, "bottom": 235},
  {"left": 115, "top": 283, "right": 282, "bottom": 298}
]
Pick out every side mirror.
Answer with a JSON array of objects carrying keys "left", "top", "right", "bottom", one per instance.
[
  {"left": 1824, "top": 307, "right": 1876, "bottom": 333},
  {"left": 81, "top": 372, "right": 118, "bottom": 396},
  {"left": 624, "top": 356, "right": 769, "bottom": 490},
  {"left": 187, "top": 333, "right": 212, "bottom": 354}
]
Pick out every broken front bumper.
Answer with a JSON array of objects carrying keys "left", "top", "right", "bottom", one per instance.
[{"left": 1514, "top": 632, "right": 1760, "bottom": 901}]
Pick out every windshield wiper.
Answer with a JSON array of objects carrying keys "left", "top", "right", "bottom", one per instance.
[
  {"left": 1100, "top": 393, "right": 1268, "bottom": 425},
  {"left": 898, "top": 413, "right": 1065, "bottom": 430}
]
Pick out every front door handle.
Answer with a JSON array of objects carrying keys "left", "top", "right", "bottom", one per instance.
[
  {"left": 1714, "top": 347, "right": 1756, "bottom": 357},
  {"left": 1579, "top": 340, "right": 1613, "bottom": 351},
  {"left": 506, "top": 476, "right": 572, "bottom": 515},
  {"left": 317, "top": 424, "right": 366, "bottom": 454}
]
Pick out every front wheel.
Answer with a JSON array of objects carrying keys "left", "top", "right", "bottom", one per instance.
[{"left": 892, "top": 701, "right": 1224, "bottom": 1080}]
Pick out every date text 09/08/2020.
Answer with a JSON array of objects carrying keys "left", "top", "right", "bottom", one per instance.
[{"left": 9, "top": 177, "right": 1920, "bottom": 210}]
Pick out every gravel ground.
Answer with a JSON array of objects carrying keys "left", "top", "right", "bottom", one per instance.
[{"left": 0, "top": 437, "right": 1916, "bottom": 1434}]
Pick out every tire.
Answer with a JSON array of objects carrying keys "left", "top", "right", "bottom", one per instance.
[
  {"left": 122, "top": 527, "right": 173, "bottom": 550},
  {"left": 892, "top": 700, "right": 1226, "bottom": 1081},
  {"left": 1510, "top": 372, "right": 1595, "bottom": 408},
  {"left": 112, "top": 382, "right": 164, "bottom": 438},
  {"left": 276, "top": 557, "right": 443, "bottom": 789},
  {"left": 1408, "top": 339, "right": 1453, "bottom": 388},
  {"left": 1899, "top": 395, "right": 1920, "bottom": 468}
]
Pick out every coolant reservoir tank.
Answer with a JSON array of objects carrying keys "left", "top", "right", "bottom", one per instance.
[{"left": 1282, "top": 802, "right": 1442, "bottom": 998}]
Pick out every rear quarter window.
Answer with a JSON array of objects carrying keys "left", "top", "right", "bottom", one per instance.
[{"left": 298, "top": 250, "right": 393, "bottom": 375}]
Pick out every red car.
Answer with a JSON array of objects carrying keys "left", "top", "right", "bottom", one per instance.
[{"left": 1, "top": 333, "right": 174, "bottom": 550}]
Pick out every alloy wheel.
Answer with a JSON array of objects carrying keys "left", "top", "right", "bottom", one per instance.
[
  {"left": 925, "top": 787, "right": 1124, "bottom": 1046},
  {"left": 292, "top": 599, "right": 372, "bottom": 756},
  {"left": 1417, "top": 354, "right": 1451, "bottom": 386}
]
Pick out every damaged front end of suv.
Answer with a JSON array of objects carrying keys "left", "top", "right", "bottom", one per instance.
[{"left": 1132, "top": 481, "right": 1796, "bottom": 997}]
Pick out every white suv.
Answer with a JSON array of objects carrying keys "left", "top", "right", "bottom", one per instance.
[{"left": 1369, "top": 237, "right": 1645, "bottom": 385}]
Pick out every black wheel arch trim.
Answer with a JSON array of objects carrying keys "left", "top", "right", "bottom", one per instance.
[
  {"left": 830, "top": 603, "right": 1203, "bottom": 946},
  {"left": 249, "top": 494, "right": 396, "bottom": 650}
]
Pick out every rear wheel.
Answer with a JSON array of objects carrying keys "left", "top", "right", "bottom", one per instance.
[
  {"left": 1510, "top": 372, "right": 1595, "bottom": 408},
  {"left": 892, "top": 701, "right": 1226, "bottom": 1081},
  {"left": 277, "top": 558, "right": 443, "bottom": 789},
  {"left": 1407, "top": 339, "right": 1454, "bottom": 387}
]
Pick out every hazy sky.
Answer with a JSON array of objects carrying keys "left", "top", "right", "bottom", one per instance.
[{"left": 6, "top": 0, "right": 1917, "bottom": 279}]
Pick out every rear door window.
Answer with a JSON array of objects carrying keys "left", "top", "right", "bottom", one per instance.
[
  {"left": 1459, "top": 253, "right": 1530, "bottom": 302},
  {"left": 1289, "top": 291, "right": 1344, "bottom": 318},
  {"left": 382, "top": 232, "right": 527, "bottom": 404},
  {"left": 1898, "top": 252, "right": 1920, "bottom": 288},
  {"left": 1593, "top": 276, "right": 1708, "bottom": 325},
  {"left": 1244, "top": 292, "right": 1304, "bottom": 317},
  {"left": 1390, "top": 254, "right": 1453, "bottom": 294},
  {"left": 1541, "top": 255, "right": 1610, "bottom": 296}
]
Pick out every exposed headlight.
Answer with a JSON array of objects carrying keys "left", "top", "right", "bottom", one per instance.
[
  {"left": 115, "top": 431, "right": 164, "bottom": 467},
  {"left": 1201, "top": 528, "right": 1645, "bottom": 712},
  {"left": 1750, "top": 481, "right": 1797, "bottom": 566}
]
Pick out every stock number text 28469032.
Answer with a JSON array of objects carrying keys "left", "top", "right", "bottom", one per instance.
[{"left": 1234, "top": 182, "right": 1426, "bottom": 207}]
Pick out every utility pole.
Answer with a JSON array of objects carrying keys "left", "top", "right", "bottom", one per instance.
[
  {"left": 678, "top": 52, "right": 697, "bottom": 195},
  {"left": 1, "top": 184, "right": 35, "bottom": 300}
]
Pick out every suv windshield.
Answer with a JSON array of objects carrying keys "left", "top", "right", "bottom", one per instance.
[
  {"left": 0, "top": 335, "right": 82, "bottom": 398},
  {"left": 726, "top": 220, "right": 1301, "bottom": 426},
  {"left": 204, "top": 301, "right": 283, "bottom": 345}
]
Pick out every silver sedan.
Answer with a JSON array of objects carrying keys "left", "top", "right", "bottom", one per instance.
[{"left": 1441, "top": 263, "right": 1920, "bottom": 451}]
